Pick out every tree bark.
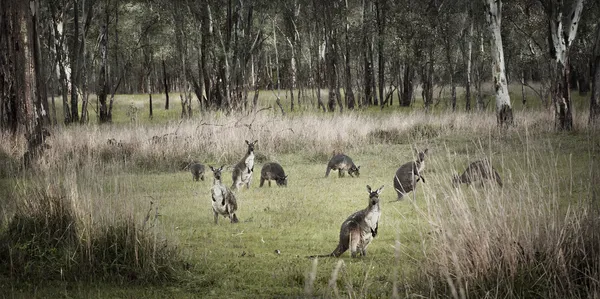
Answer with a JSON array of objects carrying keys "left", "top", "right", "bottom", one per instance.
[
  {"left": 70, "top": 0, "right": 80, "bottom": 123},
  {"left": 590, "top": 22, "right": 600, "bottom": 124},
  {"left": 362, "top": 0, "right": 373, "bottom": 107},
  {"left": 484, "top": 0, "right": 513, "bottom": 127},
  {"left": 376, "top": 0, "right": 385, "bottom": 109},
  {"left": 465, "top": 7, "right": 473, "bottom": 111},
  {"left": 98, "top": 0, "right": 109, "bottom": 123},
  {"left": 162, "top": 58, "right": 169, "bottom": 109},
  {"left": 344, "top": 0, "right": 355, "bottom": 109},
  {"left": 543, "top": 0, "right": 583, "bottom": 130}
]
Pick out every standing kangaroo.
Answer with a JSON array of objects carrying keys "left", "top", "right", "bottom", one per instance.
[
  {"left": 393, "top": 149, "right": 428, "bottom": 200},
  {"left": 260, "top": 162, "right": 288, "bottom": 187},
  {"left": 232, "top": 140, "right": 257, "bottom": 191},
  {"left": 309, "top": 185, "right": 384, "bottom": 258},
  {"left": 188, "top": 162, "right": 205, "bottom": 181},
  {"left": 210, "top": 165, "right": 239, "bottom": 224},
  {"left": 452, "top": 159, "right": 503, "bottom": 188},
  {"left": 325, "top": 154, "right": 360, "bottom": 178}
]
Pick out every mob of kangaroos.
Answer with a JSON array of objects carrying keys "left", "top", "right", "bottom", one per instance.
[
  {"left": 325, "top": 153, "right": 360, "bottom": 178},
  {"left": 260, "top": 162, "right": 288, "bottom": 187},
  {"left": 393, "top": 149, "right": 428, "bottom": 200},
  {"left": 232, "top": 140, "right": 257, "bottom": 190},
  {"left": 452, "top": 159, "right": 503, "bottom": 188},
  {"left": 209, "top": 165, "right": 239, "bottom": 224},
  {"left": 309, "top": 185, "right": 384, "bottom": 258}
]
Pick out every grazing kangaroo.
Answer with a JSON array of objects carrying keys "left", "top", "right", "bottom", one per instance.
[
  {"left": 260, "top": 162, "right": 288, "bottom": 187},
  {"left": 232, "top": 140, "right": 257, "bottom": 190},
  {"left": 393, "top": 148, "right": 428, "bottom": 200},
  {"left": 188, "top": 162, "right": 205, "bottom": 181},
  {"left": 452, "top": 159, "right": 503, "bottom": 188},
  {"left": 325, "top": 154, "right": 360, "bottom": 178},
  {"left": 309, "top": 185, "right": 384, "bottom": 258},
  {"left": 209, "top": 165, "right": 239, "bottom": 224}
]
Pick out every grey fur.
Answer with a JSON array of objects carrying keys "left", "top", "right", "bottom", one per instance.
[
  {"left": 189, "top": 163, "right": 205, "bottom": 181},
  {"left": 393, "top": 148, "right": 428, "bottom": 200},
  {"left": 325, "top": 154, "right": 360, "bottom": 178},
  {"left": 260, "top": 162, "right": 288, "bottom": 187},
  {"left": 452, "top": 159, "right": 503, "bottom": 188},
  {"left": 309, "top": 185, "right": 384, "bottom": 258},
  {"left": 232, "top": 140, "right": 258, "bottom": 190},
  {"left": 209, "top": 165, "right": 239, "bottom": 224}
]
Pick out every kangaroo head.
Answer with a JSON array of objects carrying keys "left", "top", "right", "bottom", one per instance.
[
  {"left": 366, "top": 185, "right": 384, "bottom": 206},
  {"left": 245, "top": 140, "right": 258, "bottom": 154},
  {"left": 349, "top": 165, "right": 360, "bottom": 177},
  {"left": 209, "top": 165, "right": 225, "bottom": 180},
  {"left": 416, "top": 148, "right": 429, "bottom": 162},
  {"left": 276, "top": 175, "right": 288, "bottom": 187},
  {"left": 451, "top": 173, "right": 461, "bottom": 188}
]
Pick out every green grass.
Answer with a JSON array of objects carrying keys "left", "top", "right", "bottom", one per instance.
[{"left": 2, "top": 85, "right": 599, "bottom": 297}]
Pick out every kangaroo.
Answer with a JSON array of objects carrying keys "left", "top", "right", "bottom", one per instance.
[
  {"left": 309, "top": 185, "right": 384, "bottom": 258},
  {"left": 188, "top": 162, "right": 205, "bottom": 181},
  {"left": 452, "top": 159, "right": 503, "bottom": 188},
  {"left": 209, "top": 165, "right": 239, "bottom": 224},
  {"left": 232, "top": 140, "right": 257, "bottom": 190},
  {"left": 393, "top": 148, "right": 428, "bottom": 200},
  {"left": 260, "top": 162, "right": 288, "bottom": 187},
  {"left": 325, "top": 154, "right": 360, "bottom": 178}
]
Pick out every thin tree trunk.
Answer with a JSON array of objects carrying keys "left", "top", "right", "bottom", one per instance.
[
  {"left": 485, "top": 0, "right": 513, "bottom": 126},
  {"left": 362, "top": 0, "right": 373, "bottom": 107},
  {"left": 70, "top": 0, "right": 80, "bottom": 123},
  {"left": 98, "top": 0, "right": 109, "bottom": 123},
  {"left": 465, "top": 7, "right": 473, "bottom": 111},
  {"left": 162, "top": 58, "right": 169, "bottom": 109},
  {"left": 376, "top": 0, "right": 385, "bottom": 109},
  {"left": 590, "top": 22, "right": 600, "bottom": 124}
]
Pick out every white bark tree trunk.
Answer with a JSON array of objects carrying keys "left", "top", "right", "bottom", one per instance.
[
  {"left": 484, "top": 0, "right": 513, "bottom": 126},
  {"left": 545, "top": 0, "right": 584, "bottom": 130}
]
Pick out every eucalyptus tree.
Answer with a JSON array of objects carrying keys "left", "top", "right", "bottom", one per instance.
[
  {"left": 539, "top": 0, "right": 584, "bottom": 130},
  {"left": 484, "top": 0, "right": 513, "bottom": 126}
]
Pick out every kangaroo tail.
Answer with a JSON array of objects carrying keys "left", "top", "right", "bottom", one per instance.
[
  {"left": 494, "top": 170, "right": 503, "bottom": 187},
  {"left": 307, "top": 243, "right": 345, "bottom": 259}
]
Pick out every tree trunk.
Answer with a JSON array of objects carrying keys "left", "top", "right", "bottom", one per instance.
[
  {"left": 485, "top": 0, "right": 513, "bottom": 126},
  {"left": 362, "top": 0, "right": 373, "bottom": 107},
  {"left": 162, "top": 58, "right": 169, "bottom": 109},
  {"left": 98, "top": 0, "right": 109, "bottom": 123},
  {"left": 343, "top": 0, "right": 355, "bottom": 110},
  {"left": 30, "top": 0, "right": 49, "bottom": 126},
  {"left": 376, "top": 0, "right": 385, "bottom": 109},
  {"left": 401, "top": 62, "right": 413, "bottom": 106},
  {"left": 465, "top": 7, "right": 473, "bottom": 111},
  {"left": 590, "top": 22, "right": 600, "bottom": 124},
  {"left": 70, "top": 0, "right": 80, "bottom": 123},
  {"left": 545, "top": 0, "right": 583, "bottom": 130}
]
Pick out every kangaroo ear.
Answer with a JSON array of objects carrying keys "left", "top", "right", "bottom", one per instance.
[
  {"left": 209, "top": 165, "right": 214, "bottom": 171},
  {"left": 357, "top": 165, "right": 360, "bottom": 170},
  {"left": 366, "top": 185, "right": 372, "bottom": 193},
  {"left": 253, "top": 140, "right": 258, "bottom": 144},
  {"left": 220, "top": 165, "right": 225, "bottom": 170},
  {"left": 424, "top": 148, "right": 429, "bottom": 155},
  {"left": 376, "top": 185, "right": 385, "bottom": 194},
  {"left": 245, "top": 140, "right": 250, "bottom": 145},
  {"left": 284, "top": 175, "right": 288, "bottom": 179}
]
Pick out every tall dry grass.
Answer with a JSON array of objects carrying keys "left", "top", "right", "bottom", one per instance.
[
  {"left": 0, "top": 149, "right": 177, "bottom": 283},
  {"left": 414, "top": 127, "right": 600, "bottom": 298},
  {"left": 28, "top": 109, "right": 581, "bottom": 173}
]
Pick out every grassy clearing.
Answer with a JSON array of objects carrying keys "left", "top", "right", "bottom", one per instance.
[{"left": 1, "top": 89, "right": 599, "bottom": 297}]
